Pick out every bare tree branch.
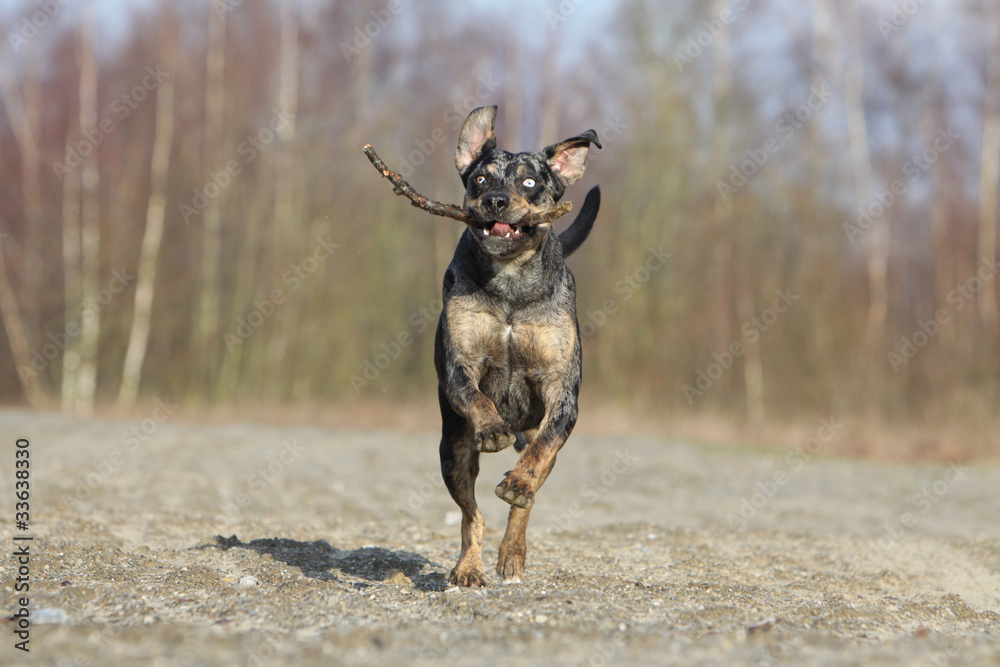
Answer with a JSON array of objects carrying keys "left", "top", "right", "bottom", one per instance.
[{"left": 362, "top": 144, "right": 572, "bottom": 225}]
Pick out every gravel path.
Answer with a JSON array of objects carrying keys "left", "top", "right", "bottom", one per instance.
[{"left": 1, "top": 409, "right": 998, "bottom": 665}]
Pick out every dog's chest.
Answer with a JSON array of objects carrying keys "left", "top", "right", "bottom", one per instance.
[{"left": 446, "top": 304, "right": 576, "bottom": 385}]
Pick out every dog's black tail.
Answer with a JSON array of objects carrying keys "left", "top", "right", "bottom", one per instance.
[{"left": 558, "top": 186, "right": 600, "bottom": 258}]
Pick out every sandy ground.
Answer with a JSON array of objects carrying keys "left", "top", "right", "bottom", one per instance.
[{"left": 0, "top": 408, "right": 998, "bottom": 666}]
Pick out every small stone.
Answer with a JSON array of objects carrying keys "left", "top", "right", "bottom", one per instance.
[
  {"left": 383, "top": 569, "right": 412, "bottom": 586},
  {"left": 535, "top": 614, "right": 549, "bottom": 624},
  {"left": 747, "top": 617, "right": 777, "bottom": 635},
  {"left": 237, "top": 575, "right": 260, "bottom": 589},
  {"left": 31, "top": 608, "right": 69, "bottom": 624}
]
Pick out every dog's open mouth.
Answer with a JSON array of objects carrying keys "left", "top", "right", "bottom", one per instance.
[{"left": 476, "top": 220, "right": 525, "bottom": 240}]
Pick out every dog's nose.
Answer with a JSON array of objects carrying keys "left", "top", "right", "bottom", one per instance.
[{"left": 482, "top": 193, "right": 509, "bottom": 216}]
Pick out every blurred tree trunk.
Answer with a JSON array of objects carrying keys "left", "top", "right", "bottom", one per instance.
[
  {"left": 195, "top": 4, "right": 227, "bottom": 398},
  {"left": 216, "top": 183, "right": 267, "bottom": 399},
  {"left": 710, "top": 0, "right": 762, "bottom": 421},
  {"left": 977, "top": 43, "right": 1000, "bottom": 332},
  {"left": 74, "top": 0, "right": 102, "bottom": 415},
  {"left": 927, "top": 90, "right": 956, "bottom": 353},
  {"left": 0, "top": 52, "right": 42, "bottom": 353},
  {"left": 0, "top": 51, "right": 46, "bottom": 404},
  {"left": 539, "top": 40, "right": 559, "bottom": 148},
  {"left": 844, "top": 6, "right": 884, "bottom": 350},
  {"left": 0, "top": 235, "right": 47, "bottom": 407},
  {"left": 61, "top": 110, "right": 82, "bottom": 411},
  {"left": 841, "top": 0, "right": 884, "bottom": 411},
  {"left": 504, "top": 42, "right": 523, "bottom": 148},
  {"left": 117, "top": 14, "right": 177, "bottom": 407},
  {"left": 268, "top": 0, "right": 300, "bottom": 394}
]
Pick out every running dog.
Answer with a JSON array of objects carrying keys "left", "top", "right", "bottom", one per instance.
[{"left": 435, "top": 105, "right": 601, "bottom": 586}]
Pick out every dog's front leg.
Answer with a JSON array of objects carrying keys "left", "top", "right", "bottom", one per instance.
[
  {"left": 440, "top": 362, "right": 516, "bottom": 453},
  {"left": 494, "top": 388, "right": 578, "bottom": 583},
  {"left": 494, "top": 386, "right": 579, "bottom": 509}
]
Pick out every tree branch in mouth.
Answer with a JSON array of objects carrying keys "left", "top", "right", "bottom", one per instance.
[{"left": 363, "top": 144, "right": 572, "bottom": 226}]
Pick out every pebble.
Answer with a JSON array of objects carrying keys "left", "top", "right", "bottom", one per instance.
[
  {"left": 383, "top": 569, "right": 413, "bottom": 587},
  {"left": 747, "top": 617, "right": 777, "bottom": 635},
  {"left": 237, "top": 575, "right": 260, "bottom": 589},
  {"left": 31, "top": 608, "right": 69, "bottom": 624},
  {"left": 535, "top": 614, "right": 549, "bottom": 623}
]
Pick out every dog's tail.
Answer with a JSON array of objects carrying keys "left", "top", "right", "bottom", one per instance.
[{"left": 558, "top": 186, "right": 600, "bottom": 258}]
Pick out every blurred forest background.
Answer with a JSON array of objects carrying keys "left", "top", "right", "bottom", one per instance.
[{"left": 1, "top": 0, "right": 998, "bottom": 456}]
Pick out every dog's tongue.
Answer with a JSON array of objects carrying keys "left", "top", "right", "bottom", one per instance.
[{"left": 489, "top": 221, "right": 513, "bottom": 237}]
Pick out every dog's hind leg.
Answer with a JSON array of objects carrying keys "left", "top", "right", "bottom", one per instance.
[{"left": 439, "top": 392, "right": 487, "bottom": 587}]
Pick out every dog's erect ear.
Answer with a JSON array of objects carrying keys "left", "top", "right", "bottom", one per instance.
[
  {"left": 543, "top": 129, "right": 602, "bottom": 188},
  {"left": 455, "top": 106, "right": 497, "bottom": 175}
]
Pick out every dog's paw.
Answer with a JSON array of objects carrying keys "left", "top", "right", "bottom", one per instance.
[
  {"left": 495, "top": 470, "right": 535, "bottom": 509},
  {"left": 497, "top": 543, "right": 525, "bottom": 585},
  {"left": 449, "top": 565, "right": 488, "bottom": 588},
  {"left": 475, "top": 422, "right": 515, "bottom": 453}
]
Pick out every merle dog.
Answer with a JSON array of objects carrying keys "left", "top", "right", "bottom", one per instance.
[{"left": 435, "top": 105, "right": 601, "bottom": 586}]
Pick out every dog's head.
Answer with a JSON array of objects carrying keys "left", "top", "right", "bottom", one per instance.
[{"left": 454, "top": 106, "right": 601, "bottom": 259}]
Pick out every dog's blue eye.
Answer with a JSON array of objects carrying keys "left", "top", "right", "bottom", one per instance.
[
  {"left": 475, "top": 175, "right": 486, "bottom": 185},
  {"left": 523, "top": 178, "right": 536, "bottom": 188}
]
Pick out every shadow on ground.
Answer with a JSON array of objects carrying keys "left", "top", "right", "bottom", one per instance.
[{"left": 202, "top": 535, "right": 450, "bottom": 591}]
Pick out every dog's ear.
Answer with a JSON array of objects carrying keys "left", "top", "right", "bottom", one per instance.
[
  {"left": 543, "top": 130, "right": 602, "bottom": 188},
  {"left": 455, "top": 106, "right": 497, "bottom": 175}
]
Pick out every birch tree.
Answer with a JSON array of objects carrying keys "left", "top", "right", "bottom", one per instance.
[
  {"left": 117, "top": 14, "right": 177, "bottom": 407},
  {"left": 843, "top": 1, "right": 884, "bottom": 357},
  {"left": 74, "top": 0, "right": 102, "bottom": 415},
  {"left": 267, "top": 0, "right": 300, "bottom": 391}
]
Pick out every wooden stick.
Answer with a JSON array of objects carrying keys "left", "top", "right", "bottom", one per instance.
[{"left": 362, "top": 144, "right": 572, "bottom": 225}]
